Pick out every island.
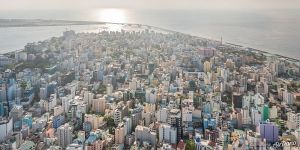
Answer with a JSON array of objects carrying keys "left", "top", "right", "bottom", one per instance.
[{"left": 0, "top": 22, "right": 299, "bottom": 150}]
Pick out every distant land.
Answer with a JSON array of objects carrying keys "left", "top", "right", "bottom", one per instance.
[
  {"left": 0, "top": 19, "right": 299, "bottom": 62},
  {"left": 0, "top": 19, "right": 103, "bottom": 27}
]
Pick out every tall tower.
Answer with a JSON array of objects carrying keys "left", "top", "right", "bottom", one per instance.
[{"left": 221, "top": 36, "right": 223, "bottom": 45}]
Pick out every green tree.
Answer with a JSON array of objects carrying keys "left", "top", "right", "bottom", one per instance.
[
  {"left": 185, "top": 140, "right": 196, "bottom": 150},
  {"left": 97, "top": 84, "right": 107, "bottom": 94},
  {"left": 109, "top": 127, "right": 115, "bottom": 134},
  {"left": 20, "top": 81, "right": 27, "bottom": 90},
  {"left": 20, "top": 81, "right": 27, "bottom": 98},
  {"left": 104, "top": 116, "right": 115, "bottom": 127}
]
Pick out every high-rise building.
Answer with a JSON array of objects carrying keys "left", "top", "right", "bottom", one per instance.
[
  {"left": 203, "top": 61, "right": 211, "bottom": 73},
  {"left": 156, "top": 108, "right": 168, "bottom": 123},
  {"left": 283, "top": 90, "right": 294, "bottom": 105},
  {"left": 251, "top": 108, "right": 262, "bottom": 126},
  {"left": 241, "top": 107, "right": 251, "bottom": 124},
  {"left": 84, "top": 91, "right": 94, "bottom": 108},
  {"left": 146, "top": 88, "right": 157, "bottom": 104},
  {"left": 0, "top": 117, "right": 13, "bottom": 140},
  {"left": 262, "top": 104, "right": 269, "bottom": 121},
  {"left": 115, "top": 123, "right": 125, "bottom": 144},
  {"left": 106, "top": 84, "right": 113, "bottom": 96},
  {"left": 269, "top": 60, "right": 279, "bottom": 76},
  {"left": 52, "top": 115, "right": 65, "bottom": 129},
  {"left": 258, "top": 122, "right": 279, "bottom": 143},
  {"left": 48, "top": 94, "right": 57, "bottom": 111},
  {"left": 39, "top": 87, "right": 47, "bottom": 100},
  {"left": 168, "top": 109, "right": 182, "bottom": 142},
  {"left": 54, "top": 105, "right": 63, "bottom": 117},
  {"left": 269, "top": 106, "right": 278, "bottom": 119},
  {"left": 232, "top": 92, "right": 243, "bottom": 109},
  {"left": 114, "top": 107, "right": 123, "bottom": 125},
  {"left": 0, "top": 86, "right": 8, "bottom": 117},
  {"left": 123, "top": 117, "right": 132, "bottom": 135},
  {"left": 57, "top": 123, "right": 73, "bottom": 148},
  {"left": 158, "top": 123, "right": 177, "bottom": 144},
  {"left": 294, "top": 93, "right": 300, "bottom": 107},
  {"left": 135, "top": 125, "right": 157, "bottom": 148},
  {"left": 22, "top": 114, "right": 33, "bottom": 129},
  {"left": 84, "top": 114, "right": 104, "bottom": 130},
  {"left": 254, "top": 93, "right": 265, "bottom": 106},
  {"left": 286, "top": 112, "right": 300, "bottom": 130},
  {"left": 92, "top": 98, "right": 106, "bottom": 114}
]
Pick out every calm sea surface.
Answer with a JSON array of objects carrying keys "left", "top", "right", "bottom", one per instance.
[{"left": 0, "top": 9, "right": 299, "bottom": 59}]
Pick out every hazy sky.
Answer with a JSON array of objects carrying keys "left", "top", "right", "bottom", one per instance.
[{"left": 1, "top": 0, "right": 300, "bottom": 11}]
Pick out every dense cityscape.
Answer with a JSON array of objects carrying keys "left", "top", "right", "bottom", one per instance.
[{"left": 0, "top": 25, "right": 300, "bottom": 150}]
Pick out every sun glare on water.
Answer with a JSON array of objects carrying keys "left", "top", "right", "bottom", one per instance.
[{"left": 97, "top": 8, "right": 127, "bottom": 23}]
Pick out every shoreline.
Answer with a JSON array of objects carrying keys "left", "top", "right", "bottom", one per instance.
[
  {"left": 0, "top": 19, "right": 105, "bottom": 27},
  {"left": 0, "top": 19, "right": 299, "bottom": 62}
]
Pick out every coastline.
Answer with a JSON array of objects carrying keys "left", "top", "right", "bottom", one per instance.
[
  {"left": 0, "top": 19, "right": 105, "bottom": 27},
  {"left": 145, "top": 25, "right": 300, "bottom": 62},
  {"left": 1, "top": 19, "right": 299, "bottom": 62},
  {"left": 225, "top": 42, "right": 300, "bottom": 62}
]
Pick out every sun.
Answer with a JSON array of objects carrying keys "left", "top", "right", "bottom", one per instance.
[{"left": 97, "top": 8, "right": 127, "bottom": 23}]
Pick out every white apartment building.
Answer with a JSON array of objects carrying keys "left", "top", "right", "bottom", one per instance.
[
  {"left": 158, "top": 123, "right": 177, "bottom": 144},
  {"left": 57, "top": 123, "right": 73, "bottom": 148}
]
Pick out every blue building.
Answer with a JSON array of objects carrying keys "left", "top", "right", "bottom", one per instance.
[
  {"left": 194, "top": 134, "right": 202, "bottom": 150},
  {"left": 0, "top": 103, "right": 4, "bottom": 117},
  {"left": 83, "top": 122, "right": 92, "bottom": 133},
  {"left": 203, "top": 118, "right": 216, "bottom": 130},
  {"left": 97, "top": 70, "right": 104, "bottom": 81},
  {"left": 22, "top": 114, "right": 33, "bottom": 128},
  {"left": 14, "top": 120, "right": 22, "bottom": 131},
  {"left": 52, "top": 115, "right": 65, "bottom": 129},
  {"left": 203, "top": 102, "right": 212, "bottom": 114},
  {"left": 7, "top": 83, "right": 17, "bottom": 109},
  {"left": 259, "top": 122, "right": 279, "bottom": 143},
  {"left": 85, "top": 130, "right": 102, "bottom": 144},
  {"left": 47, "top": 82, "right": 57, "bottom": 97}
]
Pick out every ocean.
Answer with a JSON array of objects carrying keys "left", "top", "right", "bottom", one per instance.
[{"left": 0, "top": 9, "right": 299, "bottom": 59}]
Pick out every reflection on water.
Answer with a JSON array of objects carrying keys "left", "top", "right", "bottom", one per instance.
[
  {"left": 96, "top": 8, "right": 128, "bottom": 23},
  {"left": 0, "top": 9, "right": 300, "bottom": 59},
  {"left": 79, "top": 24, "right": 124, "bottom": 33},
  {"left": 101, "top": 24, "right": 124, "bottom": 32}
]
